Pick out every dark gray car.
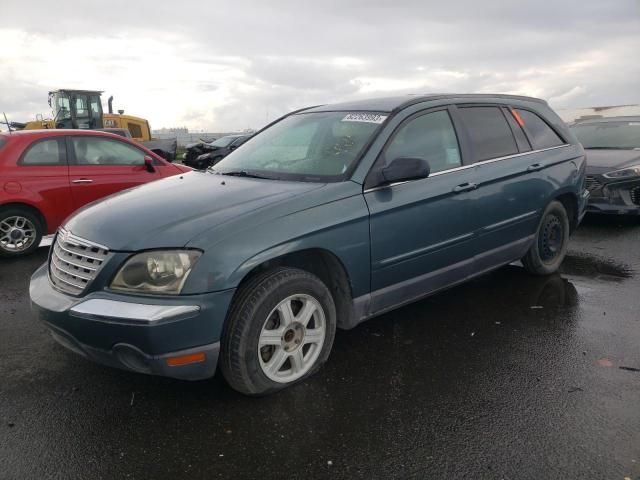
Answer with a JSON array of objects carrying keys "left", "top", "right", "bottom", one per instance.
[{"left": 571, "top": 116, "right": 640, "bottom": 216}]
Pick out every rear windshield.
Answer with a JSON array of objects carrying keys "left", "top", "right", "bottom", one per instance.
[{"left": 571, "top": 121, "right": 640, "bottom": 149}]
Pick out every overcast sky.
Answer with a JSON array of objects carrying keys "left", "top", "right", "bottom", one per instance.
[{"left": 1, "top": 0, "right": 639, "bottom": 132}]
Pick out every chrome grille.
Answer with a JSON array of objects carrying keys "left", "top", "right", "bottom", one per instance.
[
  {"left": 631, "top": 186, "right": 640, "bottom": 206},
  {"left": 585, "top": 175, "right": 603, "bottom": 191},
  {"left": 49, "top": 229, "right": 109, "bottom": 295}
]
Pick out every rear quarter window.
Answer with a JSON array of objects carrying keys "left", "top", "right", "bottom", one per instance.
[
  {"left": 515, "top": 109, "right": 565, "bottom": 149},
  {"left": 20, "top": 138, "right": 65, "bottom": 165},
  {"left": 458, "top": 106, "right": 519, "bottom": 162}
]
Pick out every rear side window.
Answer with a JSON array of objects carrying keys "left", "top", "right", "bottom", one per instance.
[
  {"left": 0, "top": 138, "right": 7, "bottom": 150},
  {"left": 127, "top": 123, "right": 143, "bottom": 138},
  {"left": 458, "top": 107, "right": 518, "bottom": 162},
  {"left": 503, "top": 108, "right": 531, "bottom": 152},
  {"left": 21, "top": 138, "right": 64, "bottom": 165},
  {"left": 514, "top": 109, "right": 564, "bottom": 149}
]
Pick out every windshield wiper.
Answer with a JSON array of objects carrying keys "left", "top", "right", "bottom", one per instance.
[{"left": 217, "top": 170, "right": 274, "bottom": 179}]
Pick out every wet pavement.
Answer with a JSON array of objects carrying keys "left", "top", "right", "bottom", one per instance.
[{"left": 1, "top": 215, "right": 639, "bottom": 479}]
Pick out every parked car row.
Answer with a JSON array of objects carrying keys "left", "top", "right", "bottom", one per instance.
[
  {"left": 0, "top": 130, "right": 190, "bottom": 257},
  {"left": 28, "top": 93, "right": 589, "bottom": 395}
]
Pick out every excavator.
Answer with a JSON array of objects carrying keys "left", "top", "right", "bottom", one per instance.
[{"left": 7, "top": 89, "right": 176, "bottom": 160}]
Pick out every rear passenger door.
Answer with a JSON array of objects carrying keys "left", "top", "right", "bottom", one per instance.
[
  {"left": 455, "top": 105, "right": 565, "bottom": 272},
  {"left": 67, "top": 136, "right": 162, "bottom": 209}
]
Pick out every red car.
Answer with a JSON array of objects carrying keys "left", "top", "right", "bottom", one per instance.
[{"left": 0, "top": 129, "right": 191, "bottom": 257}]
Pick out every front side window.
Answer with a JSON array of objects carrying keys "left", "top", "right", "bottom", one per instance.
[
  {"left": 21, "top": 139, "right": 64, "bottom": 165},
  {"left": 214, "top": 112, "right": 385, "bottom": 181},
  {"left": 458, "top": 106, "right": 518, "bottom": 162},
  {"left": 384, "top": 110, "right": 462, "bottom": 174},
  {"left": 515, "top": 109, "right": 564, "bottom": 149},
  {"left": 71, "top": 137, "right": 144, "bottom": 165},
  {"left": 571, "top": 121, "right": 640, "bottom": 149}
]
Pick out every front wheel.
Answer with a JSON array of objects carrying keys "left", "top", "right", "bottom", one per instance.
[
  {"left": 0, "top": 207, "right": 43, "bottom": 258},
  {"left": 220, "top": 267, "right": 336, "bottom": 395},
  {"left": 522, "top": 200, "right": 570, "bottom": 275}
]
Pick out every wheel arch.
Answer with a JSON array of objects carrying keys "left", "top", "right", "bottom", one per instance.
[
  {"left": 553, "top": 191, "right": 579, "bottom": 232},
  {"left": 232, "top": 247, "right": 357, "bottom": 329}
]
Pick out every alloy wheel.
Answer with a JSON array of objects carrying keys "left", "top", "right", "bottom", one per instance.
[
  {"left": 257, "top": 294, "right": 326, "bottom": 383},
  {"left": 0, "top": 216, "right": 37, "bottom": 253}
]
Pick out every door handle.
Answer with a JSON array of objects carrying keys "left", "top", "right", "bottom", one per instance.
[
  {"left": 527, "top": 163, "right": 543, "bottom": 172},
  {"left": 72, "top": 179, "right": 93, "bottom": 184},
  {"left": 453, "top": 182, "right": 477, "bottom": 193}
]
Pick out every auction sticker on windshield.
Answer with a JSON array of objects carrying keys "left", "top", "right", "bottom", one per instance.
[{"left": 342, "top": 113, "right": 387, "bottom": 124}]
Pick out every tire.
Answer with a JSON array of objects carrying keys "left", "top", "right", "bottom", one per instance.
[
  {"left": 0, "top": 206, "right": 44, "bottom": 258},
  {"left": 220, "top": 267, "right": 337, "bottom": 395},
  {"left": 522, "top": 200, "right": 570, "bottom": 276}
]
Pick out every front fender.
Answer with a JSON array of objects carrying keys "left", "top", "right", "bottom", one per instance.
[{"left": 182, "top": 190, "right": 371, "bottom": 298}]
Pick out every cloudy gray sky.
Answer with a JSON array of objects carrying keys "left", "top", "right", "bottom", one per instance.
[{"left": 1, "top": 0, "right": 639, "bottom": 131}]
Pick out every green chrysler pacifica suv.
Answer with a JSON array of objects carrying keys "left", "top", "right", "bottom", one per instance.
[{"left": 31, "top": 94, "right": 588, "bottom": 395}]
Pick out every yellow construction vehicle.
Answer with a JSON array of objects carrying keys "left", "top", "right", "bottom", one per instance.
[{"left": 11, "top": 89, "right": 176, "bottom": 160}]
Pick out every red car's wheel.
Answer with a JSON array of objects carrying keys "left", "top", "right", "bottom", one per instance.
[{"left": 0, "top": 206, "right": 44, "bottom": 257}]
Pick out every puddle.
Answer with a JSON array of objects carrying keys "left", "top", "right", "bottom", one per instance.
[{"left": 560, "top": 253, "right": 634, "bottom": 280}]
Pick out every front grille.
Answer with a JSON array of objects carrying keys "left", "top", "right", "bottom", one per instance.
[
  {"left": 631, "top": 186, "right": 640, "bottom": 206},
  {"left": 49, "top": 229, "right": 109, "bottom": 295},
  {"left": 585, "top": 175, "right": 603, "bottom": 191}
]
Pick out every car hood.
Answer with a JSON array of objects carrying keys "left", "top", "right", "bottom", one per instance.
[
  {"left": 585, "top": 149, "right": 640, "bottom": 174},
  {"left": 64, "top": 171, "right": 326, "bottom": 251}
]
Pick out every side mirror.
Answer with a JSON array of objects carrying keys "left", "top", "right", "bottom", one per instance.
[
  {"left": 380, "top": 157, "right": 430, "bottom": 185},
  {"left": 144, "top": 155, "right": 156, "bottom": 172},
  {"left": 229, "top": 145, "right": 238, "bottom": 151}
]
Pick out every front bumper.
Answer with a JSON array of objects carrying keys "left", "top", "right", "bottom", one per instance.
[
  {"left": 30, "top": 263, "right": 235, "bottom": 381},
  {"left": 585, "top": 177, "right": 640, "bottom": 216}
]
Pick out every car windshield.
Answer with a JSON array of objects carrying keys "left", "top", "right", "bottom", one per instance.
[
  {"left": 213, "top": 111, "right": 385, "bottom": 181},
  {"left": 211, "top": 136, "right": 238, "bottom": 147},
  {"left": 571, "top": 121, "right": 640, "bottom": 149}
]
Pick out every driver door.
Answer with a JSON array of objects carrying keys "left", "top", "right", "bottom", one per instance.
[
  {"left": 67, "top": 135, "right": 161, "bottom": 210},
  {"left": 364, "top": 108, "right": 479, "bottom": 313}
]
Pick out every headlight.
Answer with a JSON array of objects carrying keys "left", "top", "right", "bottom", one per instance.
[
  {"left": 111, "top": 250, "right": 201, "bottom": 294},
  {"left": 603, "top": 164, "right": 640, "bottom": 179}
]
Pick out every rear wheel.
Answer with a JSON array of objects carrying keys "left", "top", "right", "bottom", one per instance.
[
  {"left": 220, "top": 267, "right": 336, "bottom": 395},
  {"left": 522, "top": 200, "right": 570, "bottom": 275},
  {"left": 0, "top": 206, "right": 44, "bottom": 258}
]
